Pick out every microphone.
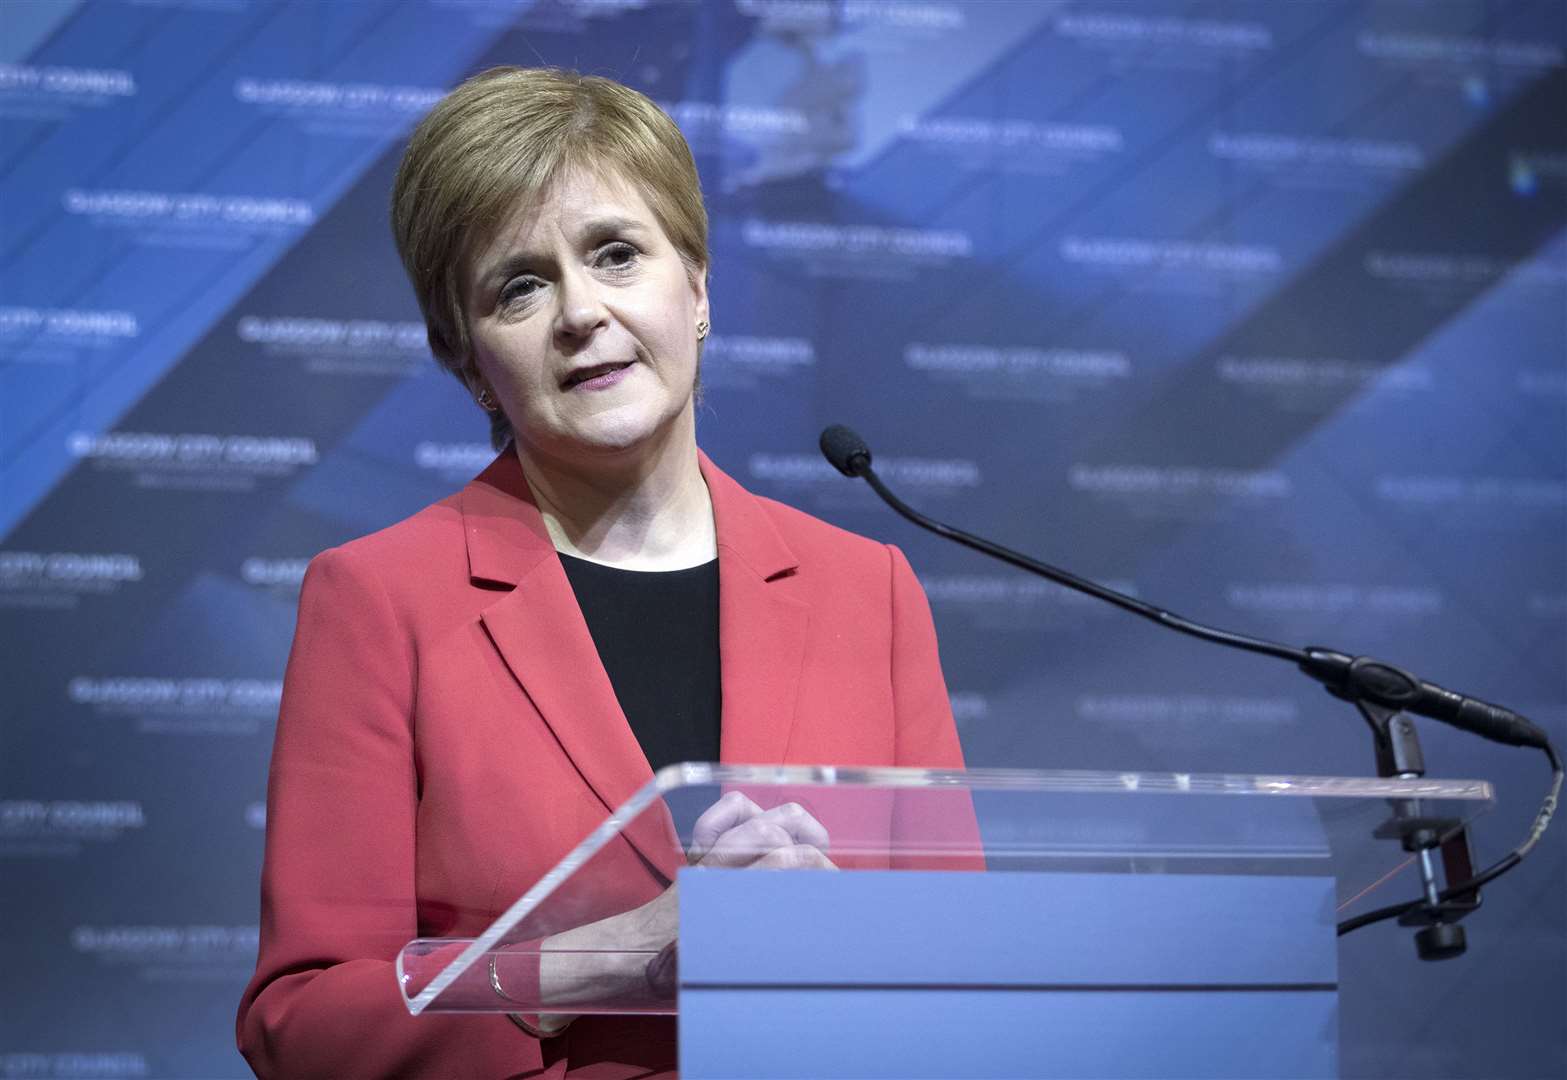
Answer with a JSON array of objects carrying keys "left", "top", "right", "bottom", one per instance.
[
  {"left": 819, "top": 424, "right": 872, "bottom": 477},
  {"left": 818, "top": 425, "right": 1548, "bottom": 751}
]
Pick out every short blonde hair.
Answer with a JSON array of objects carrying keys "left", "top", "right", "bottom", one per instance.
[{"left": 391, "top": 67, "right": 709, "bottom": 448}]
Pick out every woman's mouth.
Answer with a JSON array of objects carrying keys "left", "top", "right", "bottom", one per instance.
[{"left": 561, "top": 361, "right": 634, "bottom": 391}]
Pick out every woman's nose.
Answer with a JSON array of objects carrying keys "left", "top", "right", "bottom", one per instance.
[{"left": 553, "top": 265, "right": 608, "bottom": 343}]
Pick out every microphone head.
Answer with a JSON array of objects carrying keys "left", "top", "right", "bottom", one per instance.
[{"left": 819, "top": 425, "right": 872, "bottom": 477}]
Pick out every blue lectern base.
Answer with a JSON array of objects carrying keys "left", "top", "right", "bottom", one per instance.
[{"left": 678, "top": 869, "right": 1338, "bottom": 1079}]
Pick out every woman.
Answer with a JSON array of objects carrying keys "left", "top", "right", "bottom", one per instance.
[{"left": 236, "top": 67, "right": 968, "bottom": 1078}]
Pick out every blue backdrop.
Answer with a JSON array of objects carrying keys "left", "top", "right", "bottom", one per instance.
[{"left": 2, "top": 1, "right": 1563, "bottom": 1077}]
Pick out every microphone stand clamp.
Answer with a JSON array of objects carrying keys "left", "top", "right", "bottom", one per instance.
[{"left": 1332, "top": 691, "right": 1479, "bottom": 960}]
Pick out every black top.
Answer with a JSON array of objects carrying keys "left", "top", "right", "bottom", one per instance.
[{"left": 559, "top": 552, "right": 722, "bottom": 774}]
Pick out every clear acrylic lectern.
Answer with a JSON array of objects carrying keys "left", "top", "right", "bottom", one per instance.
[{"left": 398, "top": 764, "right": 1490, "bottom": 1079}]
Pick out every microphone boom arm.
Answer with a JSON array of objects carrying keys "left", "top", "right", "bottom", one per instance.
[{"left": 820, "top": 425, "right": 1561, "bottom": 956}]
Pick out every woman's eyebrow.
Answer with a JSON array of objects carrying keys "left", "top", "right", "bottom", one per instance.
[{"left": 577, "top": 215, "right": 652, "bottom": 243}]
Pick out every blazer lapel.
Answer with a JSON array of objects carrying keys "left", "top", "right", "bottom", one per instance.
[
  {"left": 461, "top": 453, "right": 678, "bottom": 878},
  {"left": 700, "top": 453, "right": 810, "bottom": 766}
]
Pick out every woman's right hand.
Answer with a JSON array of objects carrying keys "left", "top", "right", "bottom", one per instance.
[
  {"left": 535, "top": 792, "right": 834, "bottom": 1015},
  {"left": 629, "top": 791, "right": 836, "bottom": 948},
  {"left": 636, "top": 792, "right": 834, "bottom": 997}
]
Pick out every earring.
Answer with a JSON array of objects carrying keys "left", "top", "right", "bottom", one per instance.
[
  {"left": 696, "top": 319, "right": 709, "bottom": 341},
  {"left": 477, "top": 389, "right": 498, "bottom": 412}
]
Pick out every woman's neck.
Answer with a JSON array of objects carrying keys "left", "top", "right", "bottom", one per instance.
[{"left": 514, "top": 424, "right": 716, "bottom": 571}]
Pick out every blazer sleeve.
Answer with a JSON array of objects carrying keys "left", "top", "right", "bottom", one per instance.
[
  {"left": 887, "top": 543, "right": 965, "bottom": 770},
  {"left": 887, "top": 543, "right": 984, "bottom": 870},
  {"left": 236, "top": 547, "right": 539, "bottom": 1079}
]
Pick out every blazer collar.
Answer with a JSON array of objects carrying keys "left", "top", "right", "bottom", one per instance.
[
  {"left": 457, "top": 448, "right": 801, "bottom": 586},
  {"left": 458, "top": 450, "right": 557, "bottom": 586},
  {"left": 457, "top": 447, "right": 809, "bottom": 871}
]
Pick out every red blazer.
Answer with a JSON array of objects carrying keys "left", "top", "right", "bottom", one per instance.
[{"left": 237, "top": 449, "right": 968, "bottom": 1079}]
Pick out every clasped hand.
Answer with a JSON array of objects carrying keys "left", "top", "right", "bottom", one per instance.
[
  {"left": 532, "top": 792, "right": 833, "bottom": 1022},
  {"left": 639, "top": 791, "right": 835, "bottom": 993},
  {"left": 686, "top": 789, "right": 835, "bottom": 870}
]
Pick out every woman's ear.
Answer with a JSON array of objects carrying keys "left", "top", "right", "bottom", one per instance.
[{"left": 688, "top": 264, "right": 710, "bottom": 329}]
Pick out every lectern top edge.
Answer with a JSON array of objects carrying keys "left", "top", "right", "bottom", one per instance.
[{"left": 648, "top": 761, "right": 1493, "bottom": 800}]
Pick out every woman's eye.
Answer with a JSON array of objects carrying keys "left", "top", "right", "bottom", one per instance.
[
  {"left": 597, "top": 242, "right": 638, "bottom": 270},
  {"left": 499, "top": 276, "right": 540, "bottom": 304}
]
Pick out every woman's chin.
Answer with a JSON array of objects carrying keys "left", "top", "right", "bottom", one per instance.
[{"left": 528, "top": 414, "right": 687, "bottom": 466}]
